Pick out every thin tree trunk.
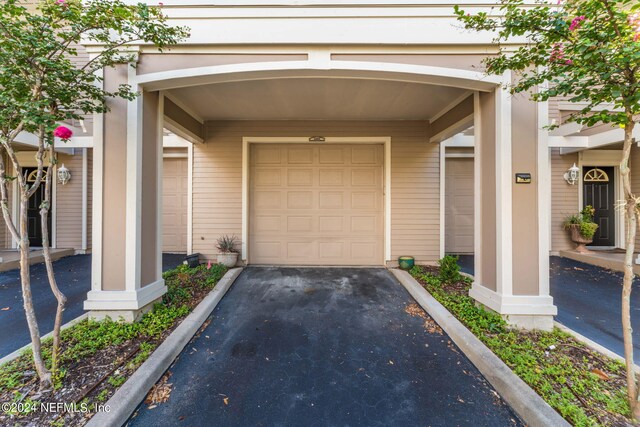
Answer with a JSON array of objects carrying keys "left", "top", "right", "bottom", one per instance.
[
  {"left": 620, "top": 118, "right": 639, "bottom": 417},
  {"left": 19, "top": 194, "right": 52, "bottom": 390},
  {"left": 40, "top": 145, "right": 66, "bottom": 376}
]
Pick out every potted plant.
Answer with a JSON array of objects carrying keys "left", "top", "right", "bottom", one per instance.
[
  {"left": 563, "top": 205, "right": 598, "bottom": 253},
  {"left": 216, "top": 235, "right": 240, "bottom": 267}
]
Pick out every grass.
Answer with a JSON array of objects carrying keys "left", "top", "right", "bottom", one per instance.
[
  {"left": 410, "top": 263, "right": 631, "bottom": 427},
  {"left": 0, "top": 262, "right": 227, "bottom": 424}
]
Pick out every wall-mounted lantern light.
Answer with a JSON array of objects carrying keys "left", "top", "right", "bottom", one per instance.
[
  {"left": 57, "top": 164, "right": 71, "bottom": 185},
  {"left": 563, "top": 163, "right": 580, "bottom": 185}
]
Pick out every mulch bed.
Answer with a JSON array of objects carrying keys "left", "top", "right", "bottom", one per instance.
[{"left": 0, "top": 265, "right": 223, "bottom": 426}]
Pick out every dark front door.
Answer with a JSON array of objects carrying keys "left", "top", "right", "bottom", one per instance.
[
  {"left": 24, "top": 167, "right": 51, "bottom": 247},
  {"left": 583, "top": 166, "right": 615, "bottom": 246}
]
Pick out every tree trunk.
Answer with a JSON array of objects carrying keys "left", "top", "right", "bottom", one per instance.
[
  {"left": 19, "top": 194, "right": 52, "bottom": 390},
  {"left": 40, "top": 153, "right": 66, "bottom": 376},
  {"left": 619, "top": 118, "right": 639, "bottom": 418}
]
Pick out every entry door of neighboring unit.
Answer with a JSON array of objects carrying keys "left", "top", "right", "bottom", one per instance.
[
  {"left": 583, "top": 166, "right": 615, "bottom": 246},
  {"left": 24, "top": 167, "right": 52, "bottom": 247},
  {"left": 162, "top": 157, "right": 188, "bottom": 253}
]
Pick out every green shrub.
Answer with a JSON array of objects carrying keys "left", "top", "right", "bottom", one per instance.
[{"left": 437, "top": 255, "right": 462, "bottom": 284}]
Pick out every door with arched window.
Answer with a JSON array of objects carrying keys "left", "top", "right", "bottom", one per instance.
[
  {"left": 582, "top": 166, "right": 615, "bottom": 247},
  {"left": 24, "top": 167, "right": 52, "bottom": 247}
]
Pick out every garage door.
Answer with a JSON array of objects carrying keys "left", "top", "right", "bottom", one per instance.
[
  {"left": 162, "top": 157, "right": 188, "bottom": 253},
  {"left": 250, "top": 144, "right": 384, "bottom": 265},
  {"left": 445, "top": 157, "right": 474, "bottom": 254}
]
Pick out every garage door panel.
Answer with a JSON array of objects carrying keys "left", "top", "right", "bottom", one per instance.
[
  {"left": 250, "top": 144, "right": 383, "bottom": 265},
  {"left": 254, "top": 191, "right": 283, "bottom": 209},
  {"left": 254, "top": 169, "right": 282, "bottom": 186},
  {"left": 287, "top": 216, "right": 314, "bottom": 232},
  {"left": 351, "top": 192, "right": 378, "bottom": 210},
  {"left": 319, "top": 192, "right": 344, "bottom": 209},
  {"left": 351, "top": 146, "right": 379, "bottom": 164},
  {"left": 287, "top": 191, "right": 314, "bottom": 209},
  {"left": 319, "top": 216, "right": 344, "bottom": 232},
  {"left": 319, "top": 169, "right": 345, "bottom": 186},
  {"left": 253, "top": 146, "right": 281, "bottom": 164},
  {"left": 319, "top": 147, "right": 345, "bottom": 164}
]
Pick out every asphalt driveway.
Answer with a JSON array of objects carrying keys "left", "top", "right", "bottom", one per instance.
[
  {"left": 0, "top": 253, "right": 185, "bottom": 358},
  {"left": 128, "top": 267, "right": 521, "bottom": 427},
  {"left": 455, "top": 254, "right": 640, "bottom": 364}
]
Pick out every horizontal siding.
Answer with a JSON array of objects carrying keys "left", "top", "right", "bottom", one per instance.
[
  {"left": 55, "top": 153, "right": 83, "bottom": 249},
  {"left": 192, "top": 120, "right": 438, "bottom": 264},
  {"left": 550, "top": 148, "right": 578, "bottom": 252}
]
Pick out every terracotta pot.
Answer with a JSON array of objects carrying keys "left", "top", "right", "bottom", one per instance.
[
  {"left": 568, "top": 224, "right": 597, "bottom": 253},
  {"left": 217, "top": 252, "right": 238, "bottom": 267}
]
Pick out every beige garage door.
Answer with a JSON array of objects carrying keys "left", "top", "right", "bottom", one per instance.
[
  {"left": 162, "top": 157, "right": 188, "bottom": 253},
  {"left": 445, "top": 157, "right": 474, "bottom": 254},
  {"left": 250, "top": 144, "right": 384, "bottom": 265}
]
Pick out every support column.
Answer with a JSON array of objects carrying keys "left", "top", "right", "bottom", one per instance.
[
  {"left": 84, "top": 62, "right": 165, "bottom": 322},
  {"left": 470, "top": 76, "right": 556, "bottom": 330}
]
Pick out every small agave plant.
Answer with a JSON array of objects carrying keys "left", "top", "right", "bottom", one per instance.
[
  {"left": 215, "top": 235, "right": 240, "bottom": 268},
  {"left": 216, "top": 235, "right": 239, "bottom": 253}
]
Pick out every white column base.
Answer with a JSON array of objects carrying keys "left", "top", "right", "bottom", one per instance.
[
  {"left": 84, "top": 279, "right": 166, "bottom": 322},
  {"left": 469, "top": 283, "right": 557, "bottom": 331}
]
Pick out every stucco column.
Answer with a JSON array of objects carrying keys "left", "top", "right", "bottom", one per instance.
[
  {"left": 469, "top": 78, "right": 556, "bottom": 330},
  {"left": 84, "top": 62, "right": 165, "bottom": 321}
]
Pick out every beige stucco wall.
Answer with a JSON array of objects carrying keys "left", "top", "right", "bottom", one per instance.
[
  {"left": 192, "top": 120, "right": 439, "bottom": 264},
  {"left": 477, "top": 91, "right": 497, "bottom": 291},
  {"left": 550, "top": 148, "right": 579, "bottom": 252}
]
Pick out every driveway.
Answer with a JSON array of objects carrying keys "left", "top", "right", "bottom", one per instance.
[
  {"left": 129, "top": 267, "right": 521, "bottom": 427},
  {"left": 0, "top": 253, "right": 185, "bottom": 358},
  {"left": 454, "top": 254, "right": 640, "bottom": 364}
]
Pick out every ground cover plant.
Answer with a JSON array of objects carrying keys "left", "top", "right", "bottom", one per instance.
[
  {"left": 0, "top": 263, "right": 226, "bottom": 426},
  {"left": 411, "top": 257, "right": 631, "bottom": 427}
]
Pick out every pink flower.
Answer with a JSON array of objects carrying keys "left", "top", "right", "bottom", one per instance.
[
  {"left": 158, "top": 1, "right": 163, "bottom": 5},
  {"left": 569, "top": 16, "right": 586, "bottom": 31},
  {"left": 53, "top": 126, "right": 73, "bottom": 140},
  {"left": 565, "top": 59, "right": 574, "bottom": 66},
  {"left": 550, "top": 43, "right": 564, "bottom": 62},
  {"left": 629, "top": 13, "right": 640, "bottom": 41},
  {"left": 206, "top": 260, "right": 212, "bottom": 269}
]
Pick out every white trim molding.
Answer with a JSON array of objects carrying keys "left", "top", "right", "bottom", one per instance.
[
  {"left": 135, "top": 60, "right": 501, "bottom": 93},
  {"left": 241, "top": 136, "right": 392, "bottom": 265}
]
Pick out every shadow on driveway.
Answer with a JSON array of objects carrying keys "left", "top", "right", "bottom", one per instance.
[
  {"left": 0, "top": 253, "right": 185, "bottom": 358},
  {"left": 129, "top": 267, "right": 521, "bottom": 427}
]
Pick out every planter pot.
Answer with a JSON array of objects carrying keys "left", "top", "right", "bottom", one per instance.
[
  {"left": 398, "top": 256, "right": 415, "bottom": 270},
  {"left": 184, "top": 253, "right": 200, "bottom": 268},
  {"left": 568, "top": 224, "right": 597, "bottom": 253},
  {"left": 217, "top": 252, "right": 239, "bottom": 268}
]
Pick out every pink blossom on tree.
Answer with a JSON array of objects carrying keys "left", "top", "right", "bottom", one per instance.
[
  {"left": 569, "top": 15, "right": 586, "bottom": 31},
  {"left": 53, "top": 125, "right": 72, "bottom": 140}
]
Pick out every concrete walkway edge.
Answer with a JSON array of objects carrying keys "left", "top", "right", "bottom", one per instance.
[
  {"left": 87, "top": 267, "right": 243, "bottom": 427},
  {"left": 390, "top": 268, "right": 570, "bottom": 427},
  {"left": 0, "top": 313, "right": 89, "bottom": 366}
]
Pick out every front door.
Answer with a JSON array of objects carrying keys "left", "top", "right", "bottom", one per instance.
[
  {"left": 24, "top": 167, "right": 52, "bottom": 247},
  {"left": 583, "top": 166, "right": 615, "bottom": 247}
]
